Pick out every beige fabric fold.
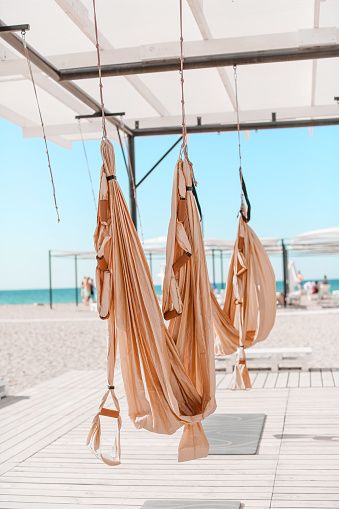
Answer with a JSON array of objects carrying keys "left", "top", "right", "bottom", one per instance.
[
  {"left": 212, "top": 216, "right": 276, "bottom": 388},
  {"left": 88, "top": 141, "right": 216, "bottom": 465}
]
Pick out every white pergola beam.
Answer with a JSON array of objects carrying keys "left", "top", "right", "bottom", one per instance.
[
  {"left": 0, "top": 42, "right": 92, "bottom": 116},
  {"left": 0, "top": 103, "right": 71, "bottom": 148},
  {"left": 23, "top": 103, "right": 339, "bottom": 138},
  {"left": 1, "top": 27, "right": 337, "bottom": 77},
  {"left": 45, "top": 27, "right": 338, "bottom": 69},
  {"left": 55, "top": 0, "right": 169, "bottom": 116}
]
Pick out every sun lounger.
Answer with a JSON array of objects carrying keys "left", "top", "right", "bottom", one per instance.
[
  {"left": 216, "top": 347, "right": 313, "bottom": 373},
  {"left": 321, "top": 290, "right": 339, "bottom": 308}
]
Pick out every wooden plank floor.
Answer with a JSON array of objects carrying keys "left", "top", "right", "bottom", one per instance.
[
  {"left": 216, "top": 369, "right": 339, "bottom": 390},
  {"left": 0, "top": 370, "right": 338, "bottom": 509}
]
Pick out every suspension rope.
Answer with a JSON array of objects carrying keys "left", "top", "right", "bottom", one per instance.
[
  {"left": 92, "top": 0, "right": 143, "bottom": 238},
  {"left": 233, "top": 65, "right": 251, "bottom": 222},
  {"left": 21, "top": 30, "right": 60, "bottom": 223},
  {"left": 233, "top": 65, "right": 243, "bottom": 179},
  {"left": 92, "top": 0, "right": 107, "bottom": 139},
  {"left": 78, "top": 119, "right": 97, "bottom": 212},
  {"left": 179, "top": 0, "right": 188, "bottom": 160}
]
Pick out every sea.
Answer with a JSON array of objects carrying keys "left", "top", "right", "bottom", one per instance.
[{"left": 1, "top": 280, "right": 339, "bottom": 305}]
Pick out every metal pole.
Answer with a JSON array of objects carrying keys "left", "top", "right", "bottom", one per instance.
[
  {"left": 48, "top": 250, "right": 53, "bottom": 310},
  {"left": 75, "top": 111, "right": 125, "bottom": 120},
  {"left": 127, "top": 135, "right": 137, "bottom": 229},
  {"left": 0, "top": 24, "right": 30, "bottom": 32},
  {"left": 282, "top": 240, "right": 289, "bottom": 308},
  {"left": 220, "top": 250, "right": 224, "bottom": 290},
  {"left": 212, "top": 249, "right": 216, "bottom": 289},
  {"left": 136, "top": 136, "right": 182, "bottom": 188},
  {"left": 74, "top": 255, "right": 79, "bottom": 307},
  {"left": 132, "top": 117, "right": 339, "bottom": 137}
]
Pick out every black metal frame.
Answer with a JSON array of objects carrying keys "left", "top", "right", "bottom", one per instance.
[
  {"left": 1, "top": 20, "right": 339, "bottom": 232},
  {"left": 133, "top": 117, "right": 339, "bottom": 137},
  {"left": 281, "top": 240, "right": 289, "bottom": 308},
  {"left": 58, "top": 44, "right": 339, "bottom": 80},
  {"left": 0, "top": 24, "right": 30, "bottom": 32}
]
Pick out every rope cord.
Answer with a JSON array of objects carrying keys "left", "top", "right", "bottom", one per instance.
[
  {"left": 233, "top": 65, "right": 243, "bottom": 179},
  {"left": 21, "top": 30, "right": 60, "bottom": 223},
  {"left": 92, "top": 0, "right": 107, "bottom": 139},
  {"left": 92, "top": 1, "right": 143, "bottom": 239},
  {"left": 233, "top": 65, "right": 251, "bottom": 222},
  {"left": 179, "top": 0, "right": 188, "bottom": 160},
  {"left": 78, "top": 119, "right": 97, "bottom": 212}
]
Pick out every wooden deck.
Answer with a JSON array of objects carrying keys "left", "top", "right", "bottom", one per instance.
[{"left": 1, "top": 369, "right": 339, "bottom": 509}]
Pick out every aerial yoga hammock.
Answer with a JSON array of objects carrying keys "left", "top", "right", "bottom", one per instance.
[
  {"left": 87, "top": 0, "right": 216, "bottom": 466},
  {"left": 210, "top": 66, "right": 276, "bottom": 389}
]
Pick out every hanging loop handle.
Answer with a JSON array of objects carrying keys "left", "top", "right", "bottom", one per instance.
[
  {"left": 239, "top": 168, "right": 251, "bottom": 223},
  {"left": 233, "top": 65, "right": 251, "bottom": 223}
]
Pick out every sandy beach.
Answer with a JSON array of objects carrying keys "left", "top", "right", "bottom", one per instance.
[{"left": 0, "top": 303, "right": 338, "bottom": 394}]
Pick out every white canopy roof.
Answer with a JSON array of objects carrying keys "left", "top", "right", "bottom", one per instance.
[
  {"left": 1, "top": 0, "right": 339, "bottom": 148},
  {"left": 51, "top": 227, "right": 339, "bottom": 258},
  {"left": 136, "top": 229, "right": 339, "bottom": 256}
]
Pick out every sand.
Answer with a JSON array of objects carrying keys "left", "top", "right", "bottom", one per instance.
[{"left": 0, "top": 303, "right": 338, "bottom": 394}]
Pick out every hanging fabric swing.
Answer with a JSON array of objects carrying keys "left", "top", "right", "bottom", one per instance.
[
  {"left": 87, "top": 0, "right": 216, "bottom": 466},
  {"left": 210, "top": 66, "right": 276, "bottom": 389}
]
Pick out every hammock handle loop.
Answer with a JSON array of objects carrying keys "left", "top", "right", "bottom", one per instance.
[
  {"left": 233, "top": 65, "right": 251, "bottom": 223},
  {"left": 239, "top": 168, "right": 251, "bottom": 223}
]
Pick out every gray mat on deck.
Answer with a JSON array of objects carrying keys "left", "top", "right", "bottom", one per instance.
[
  {"left": 142, "top": 502, "right": 240, "bottom": 509},
  {"left": 203, "top": 413, "right": 266, "bottom": 455}
]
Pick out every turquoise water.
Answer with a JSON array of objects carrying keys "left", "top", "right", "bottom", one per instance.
[
  {"left": 1, "top": 280, "right": 339, "bottom": 305},
  {"left": 0, "top": 288, "right": 82, "bottom": 305}
]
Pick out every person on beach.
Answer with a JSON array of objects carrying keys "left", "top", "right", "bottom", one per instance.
[
  {"left": 88, "top": 277, "right": 95, "bottom": 302},
  {"left": 320, "top": 275, "right": 331, "bottom": 298},
  {"left": 81, "top": 276, "right": 91, "bottom": 305},
  {"left": 296, "top": 270, "right": 303, "bottom": 290}
]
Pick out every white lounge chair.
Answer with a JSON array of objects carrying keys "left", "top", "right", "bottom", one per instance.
[{"left": 216, "top": 347, "right": 313, "bottom": 373}]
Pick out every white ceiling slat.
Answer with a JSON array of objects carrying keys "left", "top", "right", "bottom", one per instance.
[
  {"left": 55, "top": 0, "right": 169, "bottom": 117},
  {"left": 187, "top": 0, "right": 237, "bottom": 110},
  {"left": 311, "top": 0, "right": 321, "bottom": 106},
  {"left": 0, "top": 42, "right": 91, "bottom": 117},
  {"left": 25, "top": 27, "right": 335, "bottom": 70},
  {"left": 0, "top": 103, "right": 71, "bottom": 148}
]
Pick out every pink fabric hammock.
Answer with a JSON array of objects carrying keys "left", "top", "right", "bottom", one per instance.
[
  {"left": 211, "top": 215, "right": 276, "bottom": 389},
  {"left": 87, "top": 141, "right": 216, "bottom": 465}
]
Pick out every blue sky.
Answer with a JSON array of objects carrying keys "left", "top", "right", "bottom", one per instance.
[{"left": 0, "top": 118, "right": 338, "bottom": 290}]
